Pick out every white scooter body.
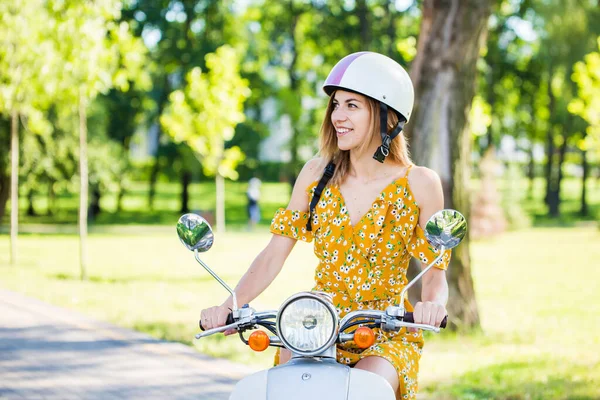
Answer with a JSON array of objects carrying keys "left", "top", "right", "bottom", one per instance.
[{"left": 230, "top": 358, "right": 395, "bottom": 400}]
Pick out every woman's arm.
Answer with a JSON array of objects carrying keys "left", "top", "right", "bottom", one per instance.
[
  {"left": 220, "top": 234, "right": 296, "bottom": 310},
  {"left": 408, "top": 166, "right": 449, "bottom": 327},
  {"left": 201, "top": 158, "right": 323, "bottom": 330}
]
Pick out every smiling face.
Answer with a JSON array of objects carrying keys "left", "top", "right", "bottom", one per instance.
[
  {"left": 330, "top": 90, "right": 373, "bottom": 152},
  {"left": 319, "top": 89, "right": 413, "bottom": 186}
]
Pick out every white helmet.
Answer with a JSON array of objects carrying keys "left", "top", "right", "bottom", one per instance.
[
  {"left": 323, "top": 51, "right": 414, "bottom": 122},
  {"left": 323, "top": 52, "right": 415, "bottom": 163}
]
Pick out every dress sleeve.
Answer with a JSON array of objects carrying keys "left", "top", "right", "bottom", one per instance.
[
  {"left": 405, "top": 224, "right": 451, "bottom": 270},
  {"left": 269, "top": 208, "right": 314, "bottom": 243}
]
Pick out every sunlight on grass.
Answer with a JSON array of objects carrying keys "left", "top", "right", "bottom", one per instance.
[
  {"left": 0, "top": 231, "right": 316, "bottom": 366},
  {"left": 1, "top": 226, "right": 599, "bottom": 398},
  {"left": 419, "top": 227, "right": 600, "bottom": 399}
]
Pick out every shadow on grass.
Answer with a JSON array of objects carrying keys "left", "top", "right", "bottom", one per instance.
[
  {"left": 531, "top": 214, "right": 599, "bottom": 228},
  {"left": 526, "top": 202, "right": 599, "bottom": 228},
  {"left": 422, "top": 359, "right": 598, "bottom": 400}
]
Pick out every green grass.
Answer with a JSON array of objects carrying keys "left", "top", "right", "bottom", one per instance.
[
  {"left": 419, "top": 227, "right": 600, "bottom": 399},
  {"left": 1, "top": 227, "right": 599, "bottom": 399}
]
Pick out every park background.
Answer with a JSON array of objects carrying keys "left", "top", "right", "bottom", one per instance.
[{"left": 1, "top": 0, "right": 599, "bottom": 398}]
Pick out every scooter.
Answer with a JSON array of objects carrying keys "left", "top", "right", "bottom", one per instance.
[{"left": 176, "top": 209, "right": 467, "bottom": 400}]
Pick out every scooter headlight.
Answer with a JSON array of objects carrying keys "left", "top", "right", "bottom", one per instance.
[{"left": 276, "top": 292, "right": 338, "bottom": 356}]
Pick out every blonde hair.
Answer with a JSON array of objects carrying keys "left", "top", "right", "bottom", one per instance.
[{"left": 318, "top": 91, "right": 412, "bottom": 186}]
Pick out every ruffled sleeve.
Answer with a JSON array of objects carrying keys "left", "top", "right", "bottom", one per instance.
[
  {"left": 404, "top": 224, "right": 451, "bottom": 270},
  {"left": 269, "top": 208, "right": 314, "bottom": 243}
]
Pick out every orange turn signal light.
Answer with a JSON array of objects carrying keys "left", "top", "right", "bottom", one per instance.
[
  {"left": 248, "top": 331, "right": 270, "bottom": 352},
  {"left": 353, "top": 326, "right": 375, "bottom": 349}
]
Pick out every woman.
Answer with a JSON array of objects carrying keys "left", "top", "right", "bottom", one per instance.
[
  {"left": 246, "top": 177, "right": 262, "bottom": 230},
  {"left": 200, "top": 52, "right": 451, "bottom": 399}
]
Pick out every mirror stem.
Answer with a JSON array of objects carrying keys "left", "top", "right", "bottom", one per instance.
[
  {"left": 398, "top": 246, "right": 446, "bottom": 314},
  {"left": 194, "top": 249, "right": 238, "bottom": 311}
]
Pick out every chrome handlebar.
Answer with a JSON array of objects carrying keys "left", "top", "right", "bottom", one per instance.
[{"left": 195, "top": 307, "right": 441, "bottom": 339}]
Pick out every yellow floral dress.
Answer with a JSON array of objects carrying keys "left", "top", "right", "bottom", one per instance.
[{"left": 269, "top": 167, "right": 451, "bottom": 399}]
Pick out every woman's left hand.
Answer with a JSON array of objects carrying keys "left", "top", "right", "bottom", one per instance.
[{"left": 409, "top": 301, "right": 447, "bottom": 332}]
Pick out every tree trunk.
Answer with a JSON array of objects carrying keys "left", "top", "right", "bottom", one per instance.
[
  {"left": 0, "top": 173, "right": 10, "bottom": 222},
  {"left": 405, "top": 0, "right": 492, "bottom": 330},
  {"left": 287, "top": 7, "right": 301, "bottom": 190},
  {"left": 556, "top": 136, "right": 567, "bottom": 209},
  {"left": 10, "top": 110, "right": 19, "bottom": 265},
  {"left": 26, "top": 188, "right": 36, "bottom": 217},
  {"left": 357, "top": 0, "right": 370, "bottom": 49},
  {"left": 544, "top": 129, "right": 556, "bottom": 207},
  {"left": 580, "top": 147, "right": 588, "bottom": 217},
  {"left": 148, "top": 76, "right": 170, "bottom": 210},
  {"left": 148, "top": 153, "right": 160, "bottom": 211},
  {"left": 484, "top": 64, "right": 496, "bottom": 153},
  {"left": 216, "top": 173, "right": 225, "bottom": 233},
  {"left": 47, "top": 179, "right": 55, "bottom": 216},
  {"left": 544, "top": 68, "right": 556, "bottom": 207},
  {"left": 116, "top": 184, "right": 125, "bottom": 213},
  {"left": 527, "top": 143, "right": 535, "bottom": 199},
  {"left": 548, "top": 135, "right": 567, "bottom": 217},
  {"left": 88, "top": 185, "right": 101, "bottom": 221},
  {"left": 0, "top": 110, "right": 11, "bottom": 222},
  {"left": 79, "top": 89, "right": 88, "bottom": 281},
  {"left": 180, "top": 169, "right": 191, "bottom": 214},
  {"left": 386, "top": 3, "right": 398, "bottom": 59}
]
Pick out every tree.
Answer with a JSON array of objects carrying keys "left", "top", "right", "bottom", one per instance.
[
  {"left": 99, "top": 85, "right": 153, "bottom": 213},
  {"left": 406, "top": 0, "right": 494, "bottom": 329},
  {"left": 527, "top": 0, "right": 599, "bottom": 217},
  {"left": 0, "top": 118, "right": 10, "bottom": 221},
  {"left": 20, "top": 107, "right": 79, "bottom": 218},
  {"left": 569, "top": 37, "right": 600, "bottom": 217},
  {"left": 161, "top": 45, "right": 250, "bottom": 232},
  {"left": 122, "top": 0, "right": 241, "bottom": 212},
  {"left": 47, "top": 0, "right": 149, "bottom": 279},
  {"left": 0, "top": 0, "right": 55, "bottom": 264},
  {"left": 246, "top": 1, "right": 324, "bottom": 185}
]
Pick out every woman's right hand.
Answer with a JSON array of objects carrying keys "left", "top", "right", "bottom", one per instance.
[{"left": 200, "top": 304, "right": 234, "bottom": 334}]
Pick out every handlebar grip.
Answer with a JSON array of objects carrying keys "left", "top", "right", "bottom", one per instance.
[
  {"left": 403, "top": 312, "right": 447, "bottom": 329},
  {"left": 199, "top": 312, "right": 235, "bottom": 331}
]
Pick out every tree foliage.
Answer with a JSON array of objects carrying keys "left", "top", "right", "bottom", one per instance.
[
  {"left": 570, "top": 37, "right": 600, "bottom": 158},
  {"left": 161, "top": 45, "right": 250, "bottom": 180}
]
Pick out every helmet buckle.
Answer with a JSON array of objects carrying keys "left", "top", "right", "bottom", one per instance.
[
  {"left": 382, "top": 135, "right": 392, "bottom": 149},
  {"left": 373, "top": 144, "right": 389, "bottom": 163}
]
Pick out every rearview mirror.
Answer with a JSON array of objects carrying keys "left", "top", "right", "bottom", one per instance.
[
  {"left": 176, "top": 213, "right": 214, "bottom": 252},
  {"left": 176, "top": 213, "right": 237, "bottom": 311},
  {"left": 424, "top": 209, "right": 467, "bottom": 250},
  {"left": 396, "top": 209, "right": 468, "bottom": 315}
]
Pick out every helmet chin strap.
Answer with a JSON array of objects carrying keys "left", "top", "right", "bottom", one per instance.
[{"left": 373, "top": 102, "right": 406, "bottom": 163}]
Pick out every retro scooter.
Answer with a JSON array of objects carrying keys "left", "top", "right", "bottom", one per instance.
[{"left": 176, "top": 209, "right": 467, "bottom": 399}]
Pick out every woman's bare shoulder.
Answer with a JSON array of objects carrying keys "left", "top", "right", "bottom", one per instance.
[
  {"left": 296, "top": 157, "right": 327, "bottom": 187},
  {"left": 286, "top": 157, "right": 327, "bottom": 212},
  {"left": 407, "top": 165, "right": 444, "bottom": 207}
]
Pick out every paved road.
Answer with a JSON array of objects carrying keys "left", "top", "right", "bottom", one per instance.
[{"left": 0, "top": 289, "right": 257, "bottom": 399}]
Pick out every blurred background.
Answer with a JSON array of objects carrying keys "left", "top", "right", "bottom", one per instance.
[{"left": 1, "top": 0, "right": 599, "bottom": 398}]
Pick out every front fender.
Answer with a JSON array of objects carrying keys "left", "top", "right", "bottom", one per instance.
[
  {"left": 229, "top": 358, "right": 395, "bottom": 400},
  {"left": 229, "top": 370, "right": 267, "bottom": 400}
]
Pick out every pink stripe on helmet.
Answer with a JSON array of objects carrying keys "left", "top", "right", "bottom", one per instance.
[{"left": 324, "top": 52, "right": 368, "bottom": 86}]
